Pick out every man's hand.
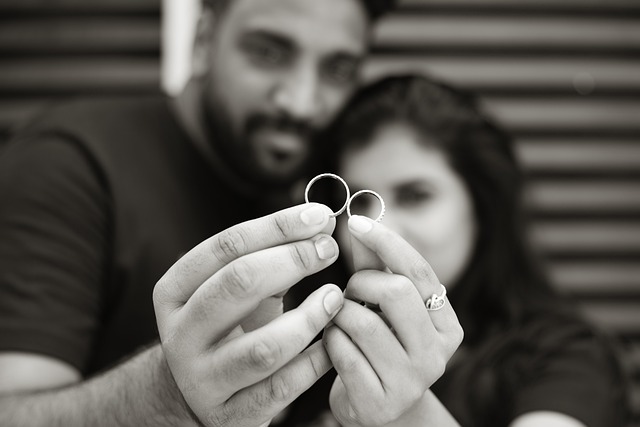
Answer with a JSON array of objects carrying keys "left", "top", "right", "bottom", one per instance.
[
  {"left": 153, "top": 203, "right": 344, "bottom": 427},
  {"left": 325, "top": 215, "right": 464, "bottom": 426}
]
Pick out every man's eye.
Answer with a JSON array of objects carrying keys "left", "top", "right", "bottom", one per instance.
[
  {"left": 244, "top": 40, "right": 288, "bottom": 67},
  {"left": 324, "top": 59, "right": 358, "bottom": 85}
]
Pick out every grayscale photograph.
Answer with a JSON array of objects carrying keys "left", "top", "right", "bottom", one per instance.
[{"left": 0, "top": 0, "right": 638, "bottom": 426}]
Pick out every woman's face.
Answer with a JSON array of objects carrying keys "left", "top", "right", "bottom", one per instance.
[{"left": 337, "top": 123, "right": 477, "bottom": 288}]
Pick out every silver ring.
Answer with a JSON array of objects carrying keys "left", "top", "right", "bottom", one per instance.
[
  {"left": 304, "top": 173, "right": 351, "bottom": 218},
  {"left": 346, "top": 189, "right": 385, "bottom": 223},
  {"left": 425, "top": 284, "right": 447, "bottom": 311}
]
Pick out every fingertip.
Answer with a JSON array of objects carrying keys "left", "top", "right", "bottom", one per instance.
[
  {"left": 318, "top": 203, "right": 335, "bottom": 217},
  {"left": 321, "top": 282, "right": 343, "bottom": 294},
  {"left": 314, "top": 235, "right": 339, "bottom": 260},
  {"left": 348, "top": 215, "right": 374, "bottom": 234},
  {"left": 322, "top": 285, "right": 344, "bottom": 316},
  {"left": 300, "top": 203, "right": 332, "bottom": 227}
]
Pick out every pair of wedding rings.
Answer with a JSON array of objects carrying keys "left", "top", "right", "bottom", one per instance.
[
  {"left": 304, "top": 173, "right": 385, "bottom": 223},
  {"left": 306, "top": 173, "right": 447, "bottom": 312}
]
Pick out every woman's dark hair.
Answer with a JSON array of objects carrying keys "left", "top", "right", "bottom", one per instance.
[{"left": 327, "top": 74, "right": 564, "bottom": 342}]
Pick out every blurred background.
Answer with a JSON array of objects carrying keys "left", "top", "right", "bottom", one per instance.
[{"left": 0, "top": 0, "right": 639, "bottom": 423}]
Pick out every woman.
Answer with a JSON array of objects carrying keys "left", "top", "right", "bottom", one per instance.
[{"left": 318, "top": 75, "right": 628, "bottom": 426}]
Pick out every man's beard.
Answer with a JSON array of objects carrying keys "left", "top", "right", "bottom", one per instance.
[{"left": 200, "top": 82, "right": 320, "bottom": 192}]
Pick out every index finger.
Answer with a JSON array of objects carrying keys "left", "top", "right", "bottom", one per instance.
[
  {"left": 346, "top": 215, "right": 440, "bottom": 300},
  {"left": 349, "top": 234, "right": 386, "bottom": 272},
  {"left": 154, "top": 203, "right": 335, "bottom": 311}
]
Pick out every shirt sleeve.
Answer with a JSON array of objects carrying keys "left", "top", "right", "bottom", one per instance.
[
  {"left": 512, "top": 320, "right": 629, "bottom": 427},
  {"left": 0, "top": 133, "right": 110, "bottom": 373}
]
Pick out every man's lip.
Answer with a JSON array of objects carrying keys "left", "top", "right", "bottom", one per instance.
[{"left": 254, "top": 130, "right": 308, "bottom": 154}]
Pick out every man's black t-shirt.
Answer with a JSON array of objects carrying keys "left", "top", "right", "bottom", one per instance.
[{"left": 0, "top": 96, "right": 268, "bottom": 374}]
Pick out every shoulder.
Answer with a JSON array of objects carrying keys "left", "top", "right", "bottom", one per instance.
[
  {"left": 438, "top": 307, "right": 630, "bottom": 427},
  {"left": 38, "top": 95, "right": 168, "bottom": 123},
  {"left": 507, "top": 311, "right": 630, "bottom": 427},
  {"left": 11, "top": 95, "right": 173, "bottom": 143},
  {"left": 5, "top": 94, "right": 187, "bottom": 179}
]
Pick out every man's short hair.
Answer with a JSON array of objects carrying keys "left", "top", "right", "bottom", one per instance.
[
  {"left": 362, "top": 0, "right": 396, "bottom": 21},
  {"left": 202, "top": 0, "right": 396, "bottom": 21}
]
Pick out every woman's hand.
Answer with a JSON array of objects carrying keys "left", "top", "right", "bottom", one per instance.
[{"left": 324, "top": 215, "right": 464, "bottom": 426}]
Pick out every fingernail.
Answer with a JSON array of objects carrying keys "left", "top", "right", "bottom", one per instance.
[
  {"left": 315, "top": 236, "right": 337, "bottom": 260},
  {"left": 323, "top": 290, "right": 343, "bottom": 315},
  {"left": 348, "top": 215, "right": 373, "bottom": 234},
  {"left": 301, "top": 205, "right": 326, "bottom": 226}
]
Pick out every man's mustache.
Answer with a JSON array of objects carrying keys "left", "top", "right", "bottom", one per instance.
[{"left": 246, "top": 114, "right": 316, "bottom": 139}]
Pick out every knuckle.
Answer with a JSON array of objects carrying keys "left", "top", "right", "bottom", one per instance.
[
  {"left": 152, "top": 280, "right": 180, "bottom": 326},
  {"left": 267, "top": 371, "right": 292, "bottom": 402},
  {"left": 333, "top": 354, "right": 360, "bottom": 374},
  {"left": 272, "top": 213, "right": 295, "bottom": 240},
  {"left": 289, "top": 243, "right": 313, "bottom": 271},
  {"left": 212, "top": 228, "right": 248, "bottom": 263},
  {"left": 354, "top": 316, "right": 380, "bottom": 338},
  {"left": 220, "top": 261, "right": 257, "bottom": 300},
  {"left": 432, "top": 354, "right": 447, "bottom": 380},
  {"left": 382, "top": 276, "right": 415, "bottom": 302},
  {"left": 248, "top": 339, "right": 281, "bottom": 370},
  {"left": 410, "top": 257, "right": 438, "bottom": 284},
  {"left": 152, "top": 280, "right": 168, "bottom": 306},
  {"left": 453, "top": 323, "right": 465, "bottom": 348},
  {"left": 302, "top": 312, "right": 325, "bottom": 339},
  {"left": 445, "top": 324, "right": 465, "bottom": 357}
]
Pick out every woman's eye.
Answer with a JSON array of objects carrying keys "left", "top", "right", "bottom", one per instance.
[{"left": 396, "top": 188, "right": 432, "bottom": 207}]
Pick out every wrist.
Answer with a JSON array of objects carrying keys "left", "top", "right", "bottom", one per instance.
[
  {"left": 146, "top": 344, "right": 202, "bottom": 426},
  {"left": 385, "top": 389, "right": 459, "bottom": 427}
]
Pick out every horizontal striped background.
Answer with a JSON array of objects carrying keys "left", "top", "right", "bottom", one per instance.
[{"left": 0, "top": 0, "right": 638, "bottom": 423}]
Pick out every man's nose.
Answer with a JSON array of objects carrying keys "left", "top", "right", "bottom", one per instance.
[{"left": 271, "top": 67, "right": 322, "bottom": 122}]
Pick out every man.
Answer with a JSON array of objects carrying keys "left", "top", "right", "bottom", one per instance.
[{"left": 0, "top": 0, "right": 396, "bottom": 425}]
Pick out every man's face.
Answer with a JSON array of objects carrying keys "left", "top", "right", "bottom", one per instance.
[{"left": 201, "top": 0, "right": 370, "bottom": 186}]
